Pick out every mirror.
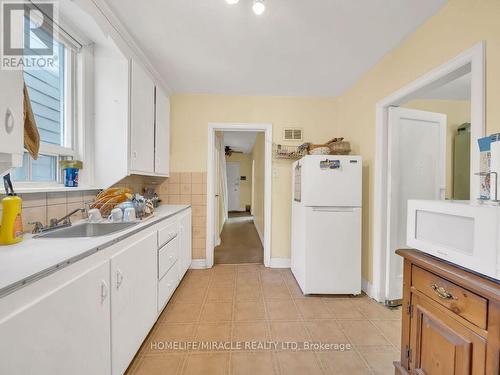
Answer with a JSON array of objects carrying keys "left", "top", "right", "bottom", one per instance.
[{"left": 399, "top": 72, "right": 471, "bottom": 200}]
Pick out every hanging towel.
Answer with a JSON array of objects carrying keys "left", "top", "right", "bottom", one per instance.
[{"left": 23, "top": 83, "right": 40, "bottom": 160}]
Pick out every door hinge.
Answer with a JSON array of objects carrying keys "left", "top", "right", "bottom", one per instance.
[
  {"left": 406, "top": 345, "right": 412, "bottom": 363},
  {"left": 406, "top": 302, "right": 413, "bottom": 318}
]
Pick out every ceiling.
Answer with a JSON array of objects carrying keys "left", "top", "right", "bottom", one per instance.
[
  {"left": 104, "top": 0, "right": 447, "bottom": 96},
  {"left": 417, "top": 73, "right": 471, "bottom": 101},
  {"left": 224, "top": 131, "right": 259, "bottom": 153}
]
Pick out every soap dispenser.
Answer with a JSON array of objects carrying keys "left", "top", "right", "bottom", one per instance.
[{"left": 0, "top": 174, "right": 23, "bottom": 245}]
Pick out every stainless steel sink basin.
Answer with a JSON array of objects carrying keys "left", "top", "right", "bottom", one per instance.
[{"left": 35, "top": 222, "right": 138, "bottom": 238}]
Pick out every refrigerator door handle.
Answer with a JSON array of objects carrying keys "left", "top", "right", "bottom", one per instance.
[{"left": 311, "top": 207, "right": 360, "bottom": 212}]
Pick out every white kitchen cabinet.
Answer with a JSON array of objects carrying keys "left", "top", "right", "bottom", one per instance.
[
  {"left": 110, "top": 231, "right": 157, "bottom": 375},
  {"left": 129, "top": 59, "right": 155, "bottom": 174},
  {"left": 178, "top": 208, "right": 193, "bottom": 277},
  {"left": 154, "top": 87, "right": 170, "bottom": 176},
  {"left": 0, "top": 261, "right": 111, "bottom": 375},
  {"left": 0, "top": 69, "right": 24, "bottom": 176}
]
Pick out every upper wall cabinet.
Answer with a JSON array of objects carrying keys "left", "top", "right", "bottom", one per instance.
[
  {"left": 130, "top": 60, "right": 155, "bottom": 175},
  {"left": 94, "top": 52, "right": 170, "bottom": 187},
  {"left": 154, "top": 87, "right": 170, "bottom": 176},
  {"left": 0, "top": 70, "right": 24, "bottom": 176}
]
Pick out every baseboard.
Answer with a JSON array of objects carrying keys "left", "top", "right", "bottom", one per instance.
[
  {"left": 190, "top": 259, "right": 208, "bottom": 269},
  {"left": 254, "top": 221, "right": 264, "bottom": 246},
  {"left": 269, "top": 258, "right": 291, "bottom": 268},
  {"left": 362, "top": 278, "right": 376, "bottom": 299}
]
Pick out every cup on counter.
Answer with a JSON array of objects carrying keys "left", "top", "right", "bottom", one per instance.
[
  {"left": 123, "top": 207, "right": 136, "bottom": 222},
  {"left": 108, "top": 208, "right": 123, "bottom": 223},
  {"left": 88, "top": 208, "right": 102, "bottom": 223}
]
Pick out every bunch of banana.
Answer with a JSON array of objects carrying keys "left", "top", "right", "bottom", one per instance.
[{"left": 90, "top": 188, "right": 133, "bottom": 216}]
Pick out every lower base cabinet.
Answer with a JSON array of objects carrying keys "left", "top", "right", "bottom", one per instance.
[
  {"left": 0, "top": 261, "right": 111, "bottom": 375},
  {"left": 111, "top": 231, "right": 158, "bottom": 375},
  {"left": 395, "top": 249, "right": 500, "bottom": 375}
]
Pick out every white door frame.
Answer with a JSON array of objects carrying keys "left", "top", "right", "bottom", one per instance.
[
  {"left": 206, "top": 123, "right": 273, "bottom": 268},
  {"left": 371, "top": 41, "right": 486, "bottom": 302}
]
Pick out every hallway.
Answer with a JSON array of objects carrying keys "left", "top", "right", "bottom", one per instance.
[{"left": 214, "top": 214, "right": 263, "bottom": 264}]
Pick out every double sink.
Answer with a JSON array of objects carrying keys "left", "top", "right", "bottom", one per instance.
[{"left": 35, "top": 222, "right": 138, "bottom": 238}]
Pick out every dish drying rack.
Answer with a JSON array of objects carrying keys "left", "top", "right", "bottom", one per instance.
[
  {"left": 273, "top": 144, "right": 307, "bottom": 160},
  {"left": 85, "top": 199, "right": 154, "bottom": 220}
]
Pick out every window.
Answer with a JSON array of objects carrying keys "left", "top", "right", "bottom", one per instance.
[{"left": 13, "top": 14, "right": 80, "bottom": 184}]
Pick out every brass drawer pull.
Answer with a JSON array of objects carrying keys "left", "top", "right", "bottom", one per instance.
[{"left": 430, "top": 284, "right": 457, "bottom": 300}]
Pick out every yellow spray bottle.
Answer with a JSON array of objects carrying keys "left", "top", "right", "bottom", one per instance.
[{"left": 0, "top": 174, "right": 23, "bottom": 245}]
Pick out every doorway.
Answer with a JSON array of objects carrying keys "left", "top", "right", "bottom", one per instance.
[
  {"left": 206, "top": 123, "right": 272, "bottom": 268},
  {"left": 372, "top": 42, "right": 485, "bottom": 304}
]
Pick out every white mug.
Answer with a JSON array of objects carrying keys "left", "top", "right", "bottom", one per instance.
[
  {"left": 108, "top": 208, "right": 123, "bottom": 223},
  {"left": 88, "top": 208, "right": 102, "bottom": 223},
  {"left": 123, "top": 207, "right": 136, "bottom": 222}
]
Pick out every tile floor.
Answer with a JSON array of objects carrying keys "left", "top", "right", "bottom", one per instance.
[{"left": 126, "top": 264, "right": 401, "bottom": 375}]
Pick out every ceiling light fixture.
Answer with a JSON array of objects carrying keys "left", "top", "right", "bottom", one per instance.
[
  {"left": 252, "top": 0, "right": 266, "bottom": 15},
  {"left": 225, "top": 0, "right": 239, "bottom": 4}
]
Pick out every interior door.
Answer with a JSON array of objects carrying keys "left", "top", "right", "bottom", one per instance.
[
  {"left": 386, "top": 107, "right": 446, "bottom": 302},
  {"left": 226, "top": 162, "right": 241, "bottom": 211},
  {"left": 130, "top": 59, "right": 155, "bottom": 174}
]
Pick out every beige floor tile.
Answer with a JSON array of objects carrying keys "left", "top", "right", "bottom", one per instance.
[
  {"left": 295, "top": 298, "right": 332, "bottom": 319},
  {"left": 207, "top": 286, "right": 235, "bottom": 302},
  {"left": 145, "top": 323, "right": 196, "bottom": 354},
  {"left": 237, "top": 264, "right": 265, "bottom": 273},
  {"left": 359, "top": 349, "right": 400, "bottom": 375},
  {"left": 319, "top": 351, "right": 371, "bottom": 375},
  {"left": 211, "top": 273, "right": 237, "bottom": 288},
  {"left": 163, "top": 303, "right": 203, "bottom": 323},
  {"left": 338, "top": 321, "right": 391, "bottom": 346},
  {"left": 265, "top": 300, "right": 300, "bottom": 320},
  {"left": 200, "top": 302, "right": 233, "bottom": 322},
  {"left": 234, "top": 301, "right": 266, "bottom": 321},
  {"left": 304, "top": 320, "right": 349, "bottom": 343},
  {"left": 260, "top": 269, "right": 284, "bottom": 283},
  {"left": 213, "top": 264, "right": 238, "bottom": 274},
  {"left": 182, "top": 352, "right": 229, "bottom": 375},
  {"left": 172, "top": 286, "right": 207, "bottom": 304},
  {"left": 276, "top": 351, "right": 323, "bottom": 375},
  {"left": 131, "top": 354, "right": 185, "bottom": 375},
  {"left": 351, "top": 299, "right": 402, "bottom": 320},
  {"left": 262, "top": 283, "right": 291, "bottom": 300},
  {"left": 194, "top": 322, "right": 232, "bottom": 348},
  {"left": 235, "top": 287, "right": 262, "bottom": 302},
  {"left": 236, "top": 272, "right": 260, "bottom": 285},
  {"left": 322, "top": 299, "right": 365, "bottom": 319},
  {"left": 285, "top": 278, "right": 305, "bottom": 298},
  {"left": 269, "top": 321, "right": 310, "bottom": 342},
  {"left": 230, "top": 352, "right": 277, "bottom": 375},
  {"left": 371, "top": 319, "right": 402, "bottom": 349},
  {"left": 231, "top": 321, "right": 269, "bottom": 343}
]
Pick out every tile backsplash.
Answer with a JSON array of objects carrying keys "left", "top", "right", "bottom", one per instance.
[{"left": 0, "top": 191, "right": 98, "bottom": 234}]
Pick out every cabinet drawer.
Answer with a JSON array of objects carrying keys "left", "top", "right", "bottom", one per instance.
[
  {"left": 158, "top": 237, "right": 178, "bottom": 280},
  {"left": 412, "top": 266, "right": 488, "bottom": 329},
  {"left": 158, "top": 220, "right": 179, "bottom": 249},
  {"left": 158, "top": 262, "right": 179, "bottom": 313}
]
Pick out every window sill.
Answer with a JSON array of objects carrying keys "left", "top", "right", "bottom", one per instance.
[{"left": 12, "top": 185, "right": 100, "bottom": 194}]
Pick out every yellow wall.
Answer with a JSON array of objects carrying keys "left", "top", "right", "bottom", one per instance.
[
  {"left": 402, "top": 99, "right": 471, "bottom": 199},
  {"left": 252, "top": 133, "right": 265, "bottom": 238},
  {"left": 336, "top": 0, "right": 500, "bottom": 282},
  {"left": 226, "top": 153, "right": 253, "bottom": 210},
  {"left": 170, "top": 94, "right": 339, "bottom": 258}
]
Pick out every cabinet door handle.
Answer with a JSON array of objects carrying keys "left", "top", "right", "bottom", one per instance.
[
  {"left": 430, "top": 284, "right": 456, "bottom": 300},
  {"left": 100, "top": 280, "right": 109, "bottom": 303},
  {"left": 116, "top": 269, "right": 124, "bottom": 289},
  {"left": 5, "top": 108, "right": 14, "bottom": 134}
]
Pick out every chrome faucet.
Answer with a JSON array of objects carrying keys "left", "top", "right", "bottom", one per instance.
[{"left": 31, "top": 207, "right": 87, "bottom": 234}]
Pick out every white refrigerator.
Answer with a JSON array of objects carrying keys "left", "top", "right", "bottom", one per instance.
[{"left": 291, "top": 155, "right": 362, "bottom": 295}]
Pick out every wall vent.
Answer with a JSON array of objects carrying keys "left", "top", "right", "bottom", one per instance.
[{"left": 283, "top": 128, "right": 303, "bottom": 141}]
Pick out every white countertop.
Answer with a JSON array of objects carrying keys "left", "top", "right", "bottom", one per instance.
[{"left": 0, "top": 205, "right": 190, "bottom": 297}]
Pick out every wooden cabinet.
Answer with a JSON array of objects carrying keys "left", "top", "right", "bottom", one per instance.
[
  {"left": 0, "top": 69, "right": 24, "bottom": 175},
  {"left": 395, "top": 249, "right": 500, "bottom": 375},
  {"left": 154, "top": 87, "right": 170, "bottom": 176},
  {"left": 0, "top": 261, "right": 111, "bottom": 375},
  {"left": 110, "top": 231, "right": 157, "bottom": 375},
  {"left": 130, "top": 59, "right": 155, "bottom": 174}
]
